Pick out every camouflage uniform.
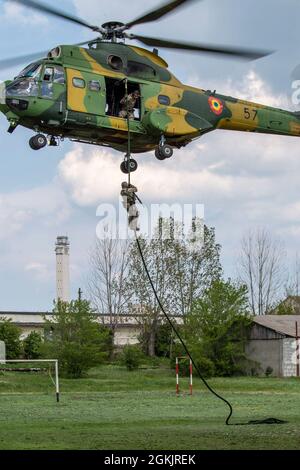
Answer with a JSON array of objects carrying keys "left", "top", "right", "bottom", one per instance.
[
  {"left": 119, "top": 93, "right": 139, "bottom": 120},
  {"left": 121, "top": 181, "right": 140, "bottom": 232}
]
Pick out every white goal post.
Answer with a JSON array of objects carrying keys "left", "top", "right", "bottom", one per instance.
[{"left": 1, "top": 359, "right": 60, "bottom": 402}]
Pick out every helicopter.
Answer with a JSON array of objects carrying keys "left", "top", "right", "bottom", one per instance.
[{"left": 1, "top": 0, "right": 300, "bottom": 174}]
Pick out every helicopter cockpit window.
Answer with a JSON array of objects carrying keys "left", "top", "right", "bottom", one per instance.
[
  {"left": 7, "top": 63, "right": 41, "bottom": 98},
  {"left": 53, "top": 66, "right": 65, "bottom": 84},
  {"left": 16, "top": 63, "right": 42, "bottom": 80},
  {"left": 73, "top": 77, "right": 86, "bottom": 88},
  {"left": 41, "top": 67, "right": 54, "bottom": 98},
  {"left": 107, "top": 55, "right": 123, "bottom": 71},
  {"left": 40, "top": 65, "right": 65, "bottom": 98},
  {"left": 6, "top": 78, "right": 39, "bottom": 98},
  {"left": 127, "top": 61, "right": 156, "bottom": 79}
]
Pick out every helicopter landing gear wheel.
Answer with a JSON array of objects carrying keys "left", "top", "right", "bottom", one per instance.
[
  {"left": 155, "top": 148, "right": 165, "bottom": 160},
  {"left": 120, "top": 158, "right": 138, "bottom": 174},
  {"left": 155, "top": 144, "right": 174, "bottom": 160},
  {"left": 29, "top": 134, "right": 47, "bottom": 150}
]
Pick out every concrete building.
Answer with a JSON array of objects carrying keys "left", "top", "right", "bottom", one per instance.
[
  {"left": 246, "top": 315, "right": 300, "bottom": 377},
  {"left": 0, "top": 311, "right": 182, "bottom": 346},
  {"left": 55, "top": 236, "right": 70, "bottom": 302}
]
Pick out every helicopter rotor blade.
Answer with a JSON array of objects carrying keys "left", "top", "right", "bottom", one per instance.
[
  {"left": 129, "top": 34, "right": 273, "bottom": 60},
  {"left": 0, "top": 40, "right": 95, "bottom": 72},
  {"left": 0, "top": 51, "right": 48, "bottom": 71},
  {"left": 7, "top": 0, "right": 103, "bottom": 33},
  {"left": 123, "top": 0, "right": 197, "bottom": 30}
]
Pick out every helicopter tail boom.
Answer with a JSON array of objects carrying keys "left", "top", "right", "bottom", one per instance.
[{"left": 215, "top": 96, "right": 300, "bottom": 137}]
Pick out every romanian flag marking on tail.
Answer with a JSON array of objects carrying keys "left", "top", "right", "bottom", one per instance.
[{"left": 208, "top": 96, "right": 224, "bottom": 115}]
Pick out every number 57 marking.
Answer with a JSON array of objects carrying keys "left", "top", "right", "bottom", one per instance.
[{"left": 244, "top": 107, "right": 258, "bottom": 120}]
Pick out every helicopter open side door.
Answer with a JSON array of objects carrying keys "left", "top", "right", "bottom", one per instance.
[
  {"left": 105, "top": 78, "right": 141, "bottom": 120},
  {"left": 66, "top": 68, "right": 106, "bottom": 116}
]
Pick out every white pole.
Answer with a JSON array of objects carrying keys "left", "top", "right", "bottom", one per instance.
[
  {"left": 4, "top": 359, "right": 59, "bottom": 402},
  {"left": 190, "top": 359, "right": 193, "bottom": 396},
  {"left": 55, "top": 360, "right": 60, "bottom": 403},
  {"left": 296, "top": 322, "right": 300, "bottom": 378},
  {"left": 176, "top": 357, "right": 179, "bottom": 395}
]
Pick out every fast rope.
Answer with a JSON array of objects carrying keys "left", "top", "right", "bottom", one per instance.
[
  {"left": 135, "top": 234, "right": 287, "bottom": 426},
  {"left": 134, "top": 233, "right": 233, "bottom": 426},
  {"left": 125, "top": 78, "right": 131, "bottom": 186}
]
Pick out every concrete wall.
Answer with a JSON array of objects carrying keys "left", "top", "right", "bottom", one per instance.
[
  {"left": 114, "top": 327, "right": 140, "bottom": 346},
  {"left": 245, "top": 340, "right": 282, "bottom": 376},
  {"left": 282, "top": 338, "right": 297, "bottom": 377},
  {"left": 8, "top": 321, "right": 140, "bottom": 346},
  {"left": 18, "top": 326, "right": 44, "bottom": 340}
]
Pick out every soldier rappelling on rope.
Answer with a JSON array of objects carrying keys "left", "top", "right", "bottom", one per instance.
[{"left": 120, "top": 181, "right": 140, "bottom": 232}]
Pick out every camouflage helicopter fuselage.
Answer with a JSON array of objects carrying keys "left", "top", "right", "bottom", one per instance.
[{"left": 1, "top": 41, "right": 300, "bottom": 154}]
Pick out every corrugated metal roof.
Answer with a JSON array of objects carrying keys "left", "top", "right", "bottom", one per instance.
[{"left": 253, "top": 315, "right": 300, "bottom": 337}]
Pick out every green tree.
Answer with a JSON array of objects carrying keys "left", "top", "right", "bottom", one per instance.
[
  {"left": 184, "top": 280, "right": 252, "bottom": 376},
  {"left": 42, "top": 299, "right": 112, "bottom": 378},
  {"left": 126, "top": 218, "right": 222, "bottom": 356},
  {"left": 23, "top": 331, "right": 42, "bottom": 359},
  {"left": 121, "top": 345, "right": 143, "bottom": 371},
  {"left": 0, "top": 318, "right": 21, "bottom": 359},
  {"left": 276, "top": 302, "right": 295, "bottom": 315}
]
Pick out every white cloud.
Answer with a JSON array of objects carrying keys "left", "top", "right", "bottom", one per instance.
[
  {"left": 0, "top": 183, "right": 71, "bottom": 240},
  {"left": 25, "top": 262, "right": 52, "bottom": 282},
  {"left": 25, "top": 262, "right": 46, "bottom": 271},
  {"left": 188, "top": 70, "right": 290, "bottom": 109},
  {"left": 57, "top": 132, "right": 300, "bottom": 252},
  {"left": 57, "top": 66, "right": 299, "bottom": 212},
  {"left": 58, "top": 143, "right": 236, "bottom": 206},
  {"left": 2, "top": 2, "right": 48, "bottom": 26}
]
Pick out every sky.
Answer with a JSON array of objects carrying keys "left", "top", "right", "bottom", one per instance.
[{"left": 0, "top": 0, "right": 300, "bottom": 311}]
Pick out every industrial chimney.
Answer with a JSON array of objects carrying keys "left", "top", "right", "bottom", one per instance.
[{"left": 55, "top": 236, "right": 70, "bottom": 302}]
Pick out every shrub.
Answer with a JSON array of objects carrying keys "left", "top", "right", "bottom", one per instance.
[
  {"left": 42, "top": 299, "right": 111, "bottom": 378},
  {"left": 23, "top": 332, "right": 42, "bottom": 359},
  {"left": 121, "top": 345, "right": 143, "bottom": 371},
  {"left": 194, "top": 356, "right": 215, "bottom": 378},
  {"left": 155, "top": 323, "right": 175, "bottom": 358},
  {"left": 0, "top": 318, "right": 21, "bottom": 359},
  {"left": 265, "top": 366, "right": 273, "bottom": 377}
]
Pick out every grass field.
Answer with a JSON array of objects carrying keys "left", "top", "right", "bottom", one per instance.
[{"left": 1, "top": 363, "right": 300, "bottom": 450}]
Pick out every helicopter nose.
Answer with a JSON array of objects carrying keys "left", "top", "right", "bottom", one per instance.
[
  {"left": 0, "top": 80, "right": 6, "bottom": 103},
  {"left": 0, "top": 81, "right": 9, "bottom": 115},
  {"left": 0, "top": 81, "right": 5, "bottom": 105}
]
